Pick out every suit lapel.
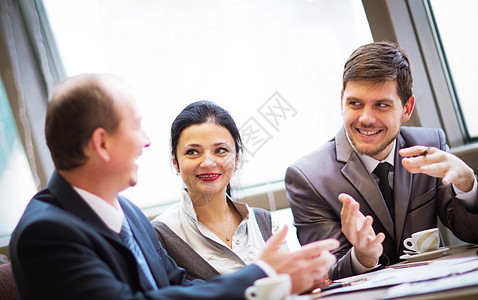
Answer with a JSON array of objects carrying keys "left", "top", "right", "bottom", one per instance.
[
  {"left": 336, "top": 128, "right": 395, "bottom": 239},
  {"left": 393, "top": 133, "right": 413, "bottom": 250}
]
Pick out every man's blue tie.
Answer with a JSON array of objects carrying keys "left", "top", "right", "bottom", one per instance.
[{"left": 119, "top": 220, "right": 158, "bottom": 291}]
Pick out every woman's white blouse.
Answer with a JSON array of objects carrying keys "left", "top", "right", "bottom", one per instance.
[{"left": 154, "top": 189, "right": 288, "bottom": 275}]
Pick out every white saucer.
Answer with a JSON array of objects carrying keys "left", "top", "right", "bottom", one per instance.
[{"left": 399, "top": 247, "right": 449, "bottom": 262}]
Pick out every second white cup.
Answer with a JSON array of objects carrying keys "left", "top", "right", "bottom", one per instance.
[{"left": 403, "top": 228, "right": 440, "bottom": 253}]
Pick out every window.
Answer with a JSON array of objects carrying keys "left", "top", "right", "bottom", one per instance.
[
  {"left": 42, "top": 0, "right": 372, "bottom": 208},
  {"left": 0, "top": 76, "right": 37, "bottom": 243},
  {"left": 428, "top": 0, "right": 478, "bottom": 139}
]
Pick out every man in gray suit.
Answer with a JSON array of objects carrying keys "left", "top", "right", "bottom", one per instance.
[{"left": 285, "top": 41, "right": 478, "bottom": 280}]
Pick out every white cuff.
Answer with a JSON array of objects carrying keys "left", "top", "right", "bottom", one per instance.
[
  {"left": 453, "top": 177, "right": 477, "bottom": 199},
  {"left": 350, "top": 247, "right": 379, "bottom": 274}
]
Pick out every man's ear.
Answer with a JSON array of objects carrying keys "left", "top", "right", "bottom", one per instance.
[
  {"left": 402, "top": 96, "right": 415, "bottom": 122},
  {"left": 90, "top": 127, "right": 111, "bottom": 162},
  {"left": 340, "top": 92, "right": 345, "bottom": 115}
]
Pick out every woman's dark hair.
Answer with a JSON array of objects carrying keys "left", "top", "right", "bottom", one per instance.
[{"left": 171, "top": 100, "right": 243, "bottom": 196}]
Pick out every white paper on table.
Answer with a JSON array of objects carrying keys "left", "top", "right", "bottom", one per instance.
[{"left": 314, "top": 257, "right": 478, "bottom": 297}]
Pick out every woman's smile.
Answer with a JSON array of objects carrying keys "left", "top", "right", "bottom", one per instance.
[{"left": 196, "top": 173, "right": 222, "bottom": 181}]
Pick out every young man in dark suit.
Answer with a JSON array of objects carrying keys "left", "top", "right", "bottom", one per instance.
[
  {"left": 286, "top": 41, "right": 478, "bottom": 280},
  {"left": 10, "top": 73, "right": 339, "bottom": 299}
]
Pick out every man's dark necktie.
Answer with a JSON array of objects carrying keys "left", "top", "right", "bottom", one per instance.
[
  {"left": 373, "top": 162, "right": 394, "bottom": 220},
  {"left": 119, "top": 220, "right": 158, "bottom": 291}
]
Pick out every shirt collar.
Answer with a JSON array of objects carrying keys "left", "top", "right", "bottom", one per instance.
[
  {"left": 355, "top": 140, "right": 396, "bottom": 174},
  {"left": 73, "top": 187, "right": 124, "bottom": 233},
  {"left": 179, "top": 188, "right": 199, "bottom": 221}
]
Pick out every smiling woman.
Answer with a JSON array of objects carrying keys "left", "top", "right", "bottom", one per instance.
[
  {"left": 174, "top": 122, "right": 238, "bottom": 204},
  {"left": 151, "top": 101, "right": 291, "bottom": 281}
]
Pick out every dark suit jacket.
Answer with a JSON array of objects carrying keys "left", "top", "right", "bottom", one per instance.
[
  {"left": 285, "top": 126, "right": 478, "bottom": 280},
  {"left": 9, "top": 171, "right": 266, "bottom": 299}
]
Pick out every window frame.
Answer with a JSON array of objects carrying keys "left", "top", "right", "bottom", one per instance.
[
  {"left": 0, "top": 0, "right": 60, "bottom": 248},
  {"left": 0, "top": 0, "right": 61, "bottom": 189}
]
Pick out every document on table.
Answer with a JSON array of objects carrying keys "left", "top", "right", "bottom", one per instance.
[
  {"left": 382, "top": 270, "right": 478, "bottom": 299},
  {"left": 309, "top": 257, "right": 478, "bottom": 298}
]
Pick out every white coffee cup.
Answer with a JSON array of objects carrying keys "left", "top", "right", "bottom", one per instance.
[
  {"left": 403, "top": 228, "right": 440, "bottom": 253},
  {"left": 244, "top": 274, "right": 291, "bottom": 300}
]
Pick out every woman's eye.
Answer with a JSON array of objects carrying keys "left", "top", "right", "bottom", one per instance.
[
  {"left": 185, "top": 149, "right": 198, "bottom": 155},
  {"left": 216, "top": 147, "right": 228, "bottom": 154}
]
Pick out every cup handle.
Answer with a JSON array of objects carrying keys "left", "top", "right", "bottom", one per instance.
[
  {"left": 245, "top": 286, "right": 257, "bottom": 300},
  {"left": 403, "top": 237, "right": 416, "bottom": 251}
]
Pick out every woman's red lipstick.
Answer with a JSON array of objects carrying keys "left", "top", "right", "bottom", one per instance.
[{"left": 196, "top": 173, "right": 221, "bottom": 181}]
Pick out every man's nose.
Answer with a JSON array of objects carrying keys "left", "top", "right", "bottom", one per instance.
[
  {"left": 358, "top": 106, "right": 376, "bottom": 124},
  {"left": 143, "top": 130, "right": 152, "bottom": 148}
]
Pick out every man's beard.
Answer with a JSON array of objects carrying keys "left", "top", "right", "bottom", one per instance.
[{"left": 348, "top": 130, "right": 398, "bottom": 158}]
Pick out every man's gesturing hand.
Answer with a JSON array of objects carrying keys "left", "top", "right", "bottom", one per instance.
[{"left": 338, "top": 193, "right": 385, "bottom": 268}]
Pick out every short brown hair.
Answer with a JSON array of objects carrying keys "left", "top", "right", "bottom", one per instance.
[
  {"left": 342, "top": 41, "right": 413, "bottom": 106},
  {"left": 45, "top": 74, "right": 121, "bottom": 170}
]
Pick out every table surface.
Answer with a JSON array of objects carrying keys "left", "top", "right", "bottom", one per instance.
[{"left": 310, "top": 243, "right": 478, "bottom": 300}]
